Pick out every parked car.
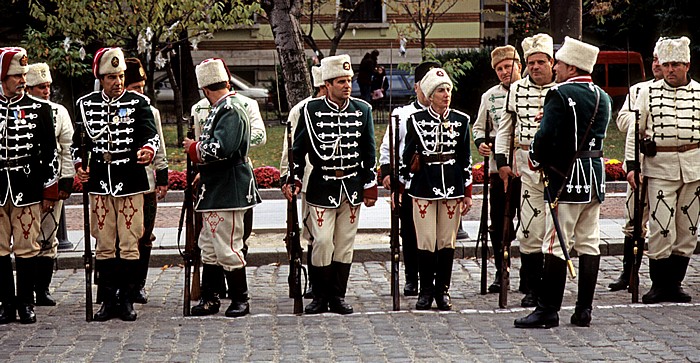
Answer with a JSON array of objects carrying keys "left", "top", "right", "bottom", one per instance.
[
  {"left": 351, "top": 69, "right": 415, "bottom": 106},
  {"left": 153, "top": 72, "right": 269, "bottom": 105}
]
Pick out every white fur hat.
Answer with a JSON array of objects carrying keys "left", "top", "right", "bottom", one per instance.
[
  {"left": 653, "top": 37, "right": 665, "bottom": 57},
  {"left": 196, "top": 58, "right": 230, "bottom": 89},
  {"left": 320, "top": 54, "right": 353, "bottom": 81},
  {"left": 0, "top": 47, "right": 28, "bottom": 80},
  {"left": 93, "top": 47, "right": 126, "bottom": 78},
  {"left": 491, "top": 45, "right": 520, "bottom": 69},
  {"left": 311, "top": 66, "right": 324, "bottom": 87},
  {"left": 657, "top": 36, "right": 691, "bottom": 64},
  {"left": 522, "top": 33, "right": 554, "bottom": 60},
  {"left": 26, "top": 63, "right": 52, "bottom": 87},
  {"left": 555, "top": 36, "right": 599, "bottom": 74},
  {"left": 420, "top": 67, "right": 453, "bottom": 98}
]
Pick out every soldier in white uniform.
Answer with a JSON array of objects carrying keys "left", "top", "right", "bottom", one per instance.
[
  {"left": 378, "top": 61, "right": 439, "bottom": 297},
  {"left": 0, "top": 47, "right": 59, "bottom": 325},
  {"left": 608, "top": 40, "right": 664, "bottom": 292},
  {"left": 123, "top": 58, "right": 168, "bottom": 304},
  {"left": 625, "top": 36, "right": 700, "bottom": 304},
  {"left": 495, "top": 33, "right": 556, "bottom": 307},
  {"left": 283, "top": 54, "right": 378, "bottom": 315},
  {"left": 25, "top": 63, "right": 75, "bottom": 307},
  {"left": 472, "top": 46, "right": 522, "bottom": 293}
]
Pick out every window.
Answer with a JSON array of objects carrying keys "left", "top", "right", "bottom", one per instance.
[{"left": 342, "top": 0, "right": 383, "bottom": 23}]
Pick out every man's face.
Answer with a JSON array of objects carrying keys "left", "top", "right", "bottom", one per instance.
[
  {"left": 126, "top": 80, "right": 145, "bottom": 94},
  {"left": 2, "top": 73, "right": 26, "bottom": 98},
  {"left": 100, "top": 72, "right": 125, "bottom": 99},
  {"left": 430, "top": 85, "right": 452, "bottom": 110},
  {"left": 326, "top": 76, "right": 352, "bottom": 103},
  {"left": 662, "top": 61, "right": 690, "bottom": 87},
  {"left": 27, "top": 82, "right": 51, "bottom": 100},
  {"left": 552, "top": 61, "right": 574, "bottom": 83},
  {"left": 526, "top": 53, "right": 554, "bottom": 85},
  {"left": 651, "top": 56, "right": 663, "bottom": 80},
  {"left": 495, "top": 59, "right": 521, "bottom": 87}
]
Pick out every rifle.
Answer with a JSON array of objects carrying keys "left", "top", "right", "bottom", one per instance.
[
  {"left": 179, "top": 121, "right": 198, "bottom": 316},
  {"left": 476, "top": 119, "right": 491, "bottom": 295},
  {"left": 388, "top": 114, "right": 401, "bottom": 310},
  {"left": 284, "top": 119, "right": 304, "bottom": 315},
  {"left": 80, "top": 127, "right": 93, "bottom": 322}
]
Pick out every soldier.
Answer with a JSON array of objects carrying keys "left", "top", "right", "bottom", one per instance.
[
  {"left": 0, "top": 47, "right": 59, "bottom": 324},
  {"left": 378, "top": 61, "right": 439, "bottom": 296},
  {"left": 401, "top": 68, "right": 473, "bottom": 311},
  {"left": 123, "top": 58, "right": 168, "bottom": 304},
  {"left": 472, "top": 46, "right": 522, "bottom": 293},
  {"left": 608, "top": 40, "right": 664, "bottom": 292},
  {"left": 282, "top": 54, "right": 378, "bottom": 315},
  {"left": 515, "top": 37, "right": 611, "bottom": 329},
  {"left": 183, "top": 58, "right": 261, "bottom": 317},
  {"left": 25, "top": 63, "right": 75, "bottom": 307},
  {"left": 495, "top": 33, "right": 556, "bottom": 307},
  {"left": 279, "top": 65, "right": 326, "bottom": 299},
  {"left": 73, "top": 47, "right": 160, "bottom": 322},
  {"left": 625, "top": 36, "right": 700, "bottom": 304}
]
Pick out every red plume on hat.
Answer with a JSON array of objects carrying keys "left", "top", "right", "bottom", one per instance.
[{"left": 0, "top": 47, "right": 28, "bottom": 81}]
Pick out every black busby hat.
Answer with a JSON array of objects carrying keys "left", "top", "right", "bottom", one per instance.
[
  {"left": 414, "top": 61, "right": 440, "bottom": 84},
  {"left": 124, "top": 57, "right": 147, "bottom": 86}
]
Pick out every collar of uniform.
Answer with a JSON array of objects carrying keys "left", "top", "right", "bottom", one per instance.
[
  {"left": 428, "top": 105, "right": 450, "bottom": 119},
  {"left": 212, "top": 91, "right": 236, "bottom": 107},
  {"left": 566, "top": 75, "right": 593, "bottom": 83},
  {"left": 101, "top": 89, "right": 125, "bottom": 102},
  {"left": 414, "top": 99, "right": 429, "bottom": 110},
  {"left": 324, "top": 96, "right": 349, "bottom": 111},
  {"left": 0, "top": 92, "right": 24, "bottom": 104},
  {"left": 663, "top": 77, "right": 693, "bottom": 90}
]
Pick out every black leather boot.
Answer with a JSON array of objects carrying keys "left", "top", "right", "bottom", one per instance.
[
  {"left": 191, "top": 264, "right": 223, "bottom": 316},
  {"left": 15, "top": 257, "right": 37, "bottom": 324},
  {"left": 94, "top": 259, "right": 120, "bottom": 321},
  {"left": 304, "top": 244, "right": 315, "bottom": 299},
  {"left": 609, "top": 236, "right": 633, "bottom": 291},
  {"left": 119, "top": 259, "right": 140, "bottom": 321},
  {"left": 571, "top": 255, "right": 600, "bottom": 327},
  {"left": 642, "top": 258, "right": 669, "bottom": 304},
  {"left": 224, "top": 267, "right": 250, "bottom": 317},
  {"left": 134, "top": 243, "right": 152, "bottom": 304},
  {"left": 434, "top": 248, "right": 454, "bottom": 311},
  {"left": 416, "top": 250, "right": 436, "bottom": 310},
  {"left": 514, "top": 254, "right": 567, "bottom": 329},
  {"left": 0, "top": 255, "right": 16, "bottom": 324},
  {"left": 328, "top": 262, "right": 353, "bottom": 314},
  {"left": 520, "top": 252, "right": 543, "bottom": 308},
  {"left": 305, "top": 265, "right": 330, "bottom": 314},
  {"left": 488, "top": 231, "right": 503, "bottom": 294},
  {"left": 401, "top": 192, "right": 419, "bottom": 297},
  {"left": 34, "top": 257, "right": 56, "bottom": 306},
  {"left": 668, "top": 254, "right": 692, "bottom": 303}
]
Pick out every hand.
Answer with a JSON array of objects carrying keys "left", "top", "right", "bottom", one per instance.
[
  {"left": 461, "top": 196, "right": 473, "bottom": 216},
  {"left": 281, "top": 184, "right": 300, "bottom": 201},
  {"left": 42, "top": 199, "right": 55, "bottom": 213},
  {"left": 382, "top": 175, "right": 391, "bottom": 190},
  {"left": 626, "top": 171, "right": 636, "bottom": 189},
  {"left": 156, "top": 185, "right": 168, "bottom": 200},
  {"left": 77, "top": 166, "right": 90, "bottom": 182},
  {"left": 182, "top": 137, "right": 195, "bottom": 150},
  {"left": 390, "top": 192, "right": 403, "bottom": 210},
  {"left": 534, "top": 111, "right": 544, "bottom": 123},
  {"left": 498, "top": 166, "right": 515, "bottom": 191},
  {"left": 478, "top": 142, "right": 492, "bottom": 157},
  {"left": 58, "top": 190, "right": 70, "bottom": 200},
  {"left": 364, "top": 197, "right": 376, "bottom": 207},
  {"left": 193, "top": 173, "right": 201, "bottom": 188},
  {"left": 136, "top": 149, "right": 153, "bottom": 164}
]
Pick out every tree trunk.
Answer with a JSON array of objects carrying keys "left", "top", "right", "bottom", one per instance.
[
  {"left": 262, "top": 0, "right": 312, "bottom": 112},
  {"left": 171, "top": 36, "right": 200, "bottom": 144},
  {"left": 550, "top": 0, "right": 582, "bottom": 44}
]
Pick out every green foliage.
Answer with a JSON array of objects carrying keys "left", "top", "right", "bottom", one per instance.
[
  {"left": 21, "top": 27, "right": 91, "bottom": 78},
  {"left": 421, "top": 46, "right": 473, "bottom": 91}
]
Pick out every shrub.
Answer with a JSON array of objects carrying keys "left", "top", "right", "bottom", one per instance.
[
  {"left": 168, "top": 170, "right": 188, "bottom": 190},
  {"left": 604, "top": 158, "right": 626, "bottom": 181},
  {"left": 254, "top": 166, "right": 281, "bottom": 189}
]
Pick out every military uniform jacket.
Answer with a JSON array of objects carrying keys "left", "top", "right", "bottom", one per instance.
[
  {"left": 0, "top": 94, "right": 59, "bottom": 207},
  {"left": 379, "top": 100, "right": 428, "bottom": 185},
  {"left": 473, "top": 84, "right": 508, "bottom": 173},
  {"left": 401, "top": 107, "right": 473, "bottom": 200},
  {"left": 279, "top": 95, "right": 316, "bottom": 193},
  {"left": 191, "top": 93, "right": 267, "bottom": 148},
  {"left": 72, "top": 90, "right": 159, "bottom": 197},
  {"left": 293, "top": 96, "right": 377, "bottom": 208},
  {"left": 193, "top": 93, "right": 261, "bottom": 212},
  {"left": 530, "top": 76, "right": 611, "bottom": 204},
  {"left": 617, "top": 79, "right": 653, "bottom": 172},
  {"left": 495, "top": 76, "right": 555, "bottom": 168},
  {"left": 50, "top": 101, "right": 75, "bottom": 181},
  {"left": 145, "top": 106, "right": 168, "bottom": 192},
  {"left": 624, "top": 79, "right": 700, "bottom": 183}
]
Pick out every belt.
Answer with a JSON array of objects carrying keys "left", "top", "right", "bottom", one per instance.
[
  {"left": 656, "top": 143, "right": 700, "bottom": 153},
  {"left": 0, "top": 156, "right": 33, "bottom": 168},
  {"left": 321, "top": 168, "right": 358, "bottom": 178},
  {"left": 576, "top": 150, "right": 603, "bottom": 158},
  {"left": 423, "top": 154, "right": 454, "bottom": 163}
]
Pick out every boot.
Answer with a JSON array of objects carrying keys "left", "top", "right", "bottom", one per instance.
[
  {"left": 304, "top": 244, "right": 315, "bottom": 299},
  {"left": 119, "top": 259, "right": 139, "bottom": 321},
  {"left": 134, "top": 243, "right": 152, "bottom": 304},
  {"left": 514, "top": 254, "right": 567, "bottom": 329},
  {"left": 571, "top": 255, "right": 600, "bottom": 327},
  {"left": 191, "top": 264, "right": 223, "bottom": 316},
  {"left": 608, "top": 236, "right": 633, "bottom": 291},
  {"left": 488, "top": 235, "right": 503, "bottom": 294},
  {"left": 415, "top": 250, "right": 436, "bottom": 310},
  {"left": 668, "top": 254, "right": 692, "bottom": 303},
  {"left": 0, "top": 255, "right": 16, "bottom": 324},
  {"left": 305, "top": 265, "right": 331, "bottom": 314},
  {"left": 642, "top": 258, "right": 670, "bottom": 304},
  {"left": 328, "top": 262, "right": 353, "bottom": 314},
  {"left": 15, "top": 257, "right": 37, "bottom": 324},
  {"left": 434, "top": 248, "right": 454, "bottom": 311},
  {"left": 34, "top": 257, "right": 56, "bottom": 306},
  {"left": 94, "top": 259, "right": 120, "bottom": 321},
  {"left": 520, "top": 252, "right": 543, "bottom": 308},
  {"left": 224, "top": 267, "right": 250, "bottom": 317},
  {"left": 401, "top": 196, "right": 419, "bottom": 297}
]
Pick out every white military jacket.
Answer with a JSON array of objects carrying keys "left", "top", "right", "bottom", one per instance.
[
  {"left": 379, "top": 100, "right": 428, "bottom": 185},
  {"left": 145, "top": 106, "right": 168, "bottom": 192},
  {"left": 616, "top": 79, "right": 654, "bottom": 172},
  {"left": 49, "top": 101, "right": 75, "bottom": 180},
  {"left": 473, "top": 83, "right": 508, "bottom": 173}
]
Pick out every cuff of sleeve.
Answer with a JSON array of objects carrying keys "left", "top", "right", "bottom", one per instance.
[
  {"left": 380, "top": 164, "right": 391, "bottom": 180},
  {"left": 495, "top": 154, "right": 508, "bottom": 169},
  {"left": 187, "top": 143, "right": 200, "bottom": 163},
  {"left": 74, "top": 161, "right": 82, "bottom": 172},
  {"left": 43, "top": 183, "right": 59, "bottom": 201},
  {"left": 474, "top": 138, "right": 485, "bottom": 148},
  {"left": 156, "top": 168, "right": 169, "bottom": 186},
  {"left": 363, "top": 184, "right": 378, "bottom": 200},
  {"left": 141, "top": 146, "right": 155, "bottom": 164},
  {"left": 464, "top": 184, "right": 472, "bottom": 198},
  {"left": 528, "top": 153, "right": 541, "bottom": 171},
  {"left": 626, "top": 160, "right": 638, "bottom": 172}
]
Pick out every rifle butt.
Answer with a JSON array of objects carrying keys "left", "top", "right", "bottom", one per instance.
[
  {"left": 85, "top": 264, "right": 93, "bottom": 322},
  {"left": 183, "top": 264, "right": 191, "bottom": 316},
  {"left": 190, "top": 259, "right": 201, "bottom": 301},
  {"left": 391, "top": 247, "right": 400, "bottom": 311}
]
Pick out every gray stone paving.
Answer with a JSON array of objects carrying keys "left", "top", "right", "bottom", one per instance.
[{"left": 3, "top": 255, "right": 700, "bottom": 362}]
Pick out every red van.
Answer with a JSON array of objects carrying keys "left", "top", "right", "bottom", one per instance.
[{"left": 591, "top": 51, "right": 647, "bottom": 110}]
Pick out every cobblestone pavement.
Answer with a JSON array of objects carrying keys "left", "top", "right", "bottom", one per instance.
[{"left": 3, "top": 255, "right": 700, "bottom": 362}]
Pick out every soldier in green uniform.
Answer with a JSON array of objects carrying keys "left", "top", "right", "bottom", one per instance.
[
  {"left": 283, "top": 54, "right": 378, "bottom": 315},
  {"left": 183, "top": 58, "right": 261, "bottom": 317},
  {"left": 515, "top": 37, "right": 611, "bottom": 329}
]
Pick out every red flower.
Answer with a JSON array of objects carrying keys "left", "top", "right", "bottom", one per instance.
[{"left": 254, "top": 166, "right": 281, "bottom": 189}]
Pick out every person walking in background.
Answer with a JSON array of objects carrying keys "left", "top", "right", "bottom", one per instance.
[{"left": 358, "top": 50, "right": 379, "bottom": 102}]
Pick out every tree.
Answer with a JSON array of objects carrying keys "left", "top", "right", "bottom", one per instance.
[
  {"left": 301, "top": 0, "right": 366, "bottom": 58},
  {"left": 386, "top": 0, "right": 459, "bottom": 58}
]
